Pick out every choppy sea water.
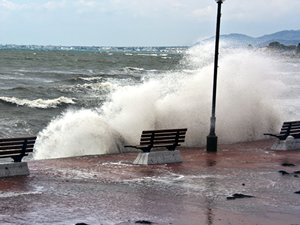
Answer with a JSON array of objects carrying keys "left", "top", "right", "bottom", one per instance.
[
  {"left": 0, "top": 46, "right": 183, "bottom": 135},
  {"left": 0, "top": 44, "right": 299, "bottom": 159}
]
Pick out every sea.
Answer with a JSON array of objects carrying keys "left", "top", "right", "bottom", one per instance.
[{"left": 0, "top": 43, "right": 299, "bottom": 159}]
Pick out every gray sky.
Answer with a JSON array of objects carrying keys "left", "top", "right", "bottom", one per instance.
[{"left": 0, "top": 0, "right": 299, "bottom": 46}]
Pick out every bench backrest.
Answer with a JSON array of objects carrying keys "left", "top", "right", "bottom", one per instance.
[
  {"left": 139, "top": 128, "right": 187, "bottom": 147},
  {"left": 280, "top": 121, "right": 300, "bottom": 137},
  {"left": 0, "top": 136, "right": 37, "bottom": 162}
]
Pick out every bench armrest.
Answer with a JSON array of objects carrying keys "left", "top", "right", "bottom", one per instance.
[
  {"left": 124, "top": 145, "right": 137, "bottom": 148},
  {"left": 263, "top": 133, "right": 278, "bottom": 136},
  {"left": 264, "top": 133, "right": 287, "bottom": 140}
]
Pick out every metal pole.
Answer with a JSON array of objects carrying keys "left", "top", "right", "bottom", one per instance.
[{"left": 206, "top": 0, "right": 223, "bottom": 152}]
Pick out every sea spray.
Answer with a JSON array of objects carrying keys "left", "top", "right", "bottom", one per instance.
[
  {"left": 101, "top": 47, "right": 282, "bottom": 146},
  {"left": 34, "top": 44, "right": 283, "bottom": 159},
  {"left": 100, "top": 68, "right": 212, "bottom": 147},
  {"left": 214, "top": 49, "right": 283, "bottom": 142},
  {"left": 100, "top": 79, "right": 169, "bottom": 144},
  {"left": 33, "top": 109, "right": 124, "bottom": 159}
]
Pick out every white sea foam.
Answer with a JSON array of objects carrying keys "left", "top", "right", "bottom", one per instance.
[
  {"left": 124, "top": 67, "right": 144, "bottom": 71},
  {"left": 75, "top": 82, "right": 116, "bottom": 91},
  {"left": 0, "top": 185, "right": 43, "bottom": 198},
  {"left": 60, "top": 82, "right": 116, "bottom": 94},
  {"left": 0, "top": 191, "right": 42, "bottom": 198},
  {"left": 34, "top": 44, "right": 286, "bottom": 159},
  {"left": 0, "top": 96, "right": 76, "bottom": 109},
  {"left": 79, "top": 76, "right": 103, "bottom": 81}
]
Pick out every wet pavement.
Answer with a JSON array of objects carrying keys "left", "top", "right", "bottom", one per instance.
[{"left": 0, "top": 140, "right": 300, "bottom": 225}]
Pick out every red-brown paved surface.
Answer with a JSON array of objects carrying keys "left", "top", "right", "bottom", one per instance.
[{"left": 0, "top": 140, "right": 300, "bottom": 225}]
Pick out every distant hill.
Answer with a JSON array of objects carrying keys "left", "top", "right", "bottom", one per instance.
[
  {"left": 201, "top": 30, "right": 300, "bottom": 47},
  {"left": 257, "top": 30, "right": 300, "bottom": 46}
]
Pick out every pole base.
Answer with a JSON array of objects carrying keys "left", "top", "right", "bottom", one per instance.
[{"left": 206, "top": 135, "right": 218, "bottom": 152}]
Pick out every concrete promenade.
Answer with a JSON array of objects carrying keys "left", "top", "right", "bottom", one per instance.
[{"left": 0, "top": 139, "right": 299, "bottom": 225}]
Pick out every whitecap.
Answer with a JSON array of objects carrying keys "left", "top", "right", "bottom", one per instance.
[
  {"left": 78, "top": 77, "right": 103, "bottom": 81},
  {"left": 0, "top": 96, "right": 76, "bottom": 109},
  {"left": 75, "top": 82, "right": 116, "bottom": 91},
  {"left": 124, "top": 67, "right": 145, "bottom": 71}
]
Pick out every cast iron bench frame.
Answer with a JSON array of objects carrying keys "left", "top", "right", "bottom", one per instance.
[
  {"left": 0, "top": 136, "right": 36, "bottom": 162},
  {"left": 125, "top": 128, "right": 187, "bottom": 152},
  {"left": 264, "top": 121, "right": 300, "bottom": 140}
]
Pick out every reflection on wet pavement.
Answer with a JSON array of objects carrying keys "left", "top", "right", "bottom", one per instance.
[{"left": 0, "top": 140, "right": 300, "bottom": 225}]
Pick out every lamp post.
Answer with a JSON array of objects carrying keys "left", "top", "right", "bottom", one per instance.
[{"left": 206, "top": 0, "right": 225, "bottom": 152}]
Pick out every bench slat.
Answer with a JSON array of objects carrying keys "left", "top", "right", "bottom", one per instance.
[
  {"left": 142, "top": 130, "right": 187, "bottom": 134},
  {"left": 0, "top": 146, "right": 34, "bottom": 151},
  {"left": 141, "top": 135, "right": 185, "bottom": 141},
  {"left": 141, "top": 132, "right": 186, "bottom": 136},
  {"left": 0, "top": 144, "right": 35, "bottom": 150},
  {"left": 290, "top": 127, "right": 300, "bottom": 130},
  {"left": 141, "top": 134, "right": 186, "bottom": 140},
  {"left": 141, "top": 131, "right": 186, "bottom": 136},
  {"left": 0, "top": 154, "right": 29, "bottom": 158},
  {"left": 142, "top": 128, "right": 187, "bottom": 134},
  {"left": 140, "top": 138, "right": 184, "bottom": 144},
  {"left": 0, "top": 137, "right": 36, "bottom": 142},
  {"left": 0, "top": 136, "right": 36, "bottom": 162},
  {"left": 0, "top": 140, "right": 35, "bottom": 146},
  {"left": 288, "top": 130, "right": 300, "bottom": 133},
  {"left": 141, "top": 138, "right": 185, "bottom": 143},
  {"left": 0, "top": 148, "right": 33, "bottom": 155}
]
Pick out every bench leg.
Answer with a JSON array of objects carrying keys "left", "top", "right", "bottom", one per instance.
[
  {"left": 141, "top": 148, "right": 151, "bottom": 153},
  {"left": 167, "top": 146, "right": 176, "bottom": 151},
  {"left": 12, "top": 155, "right": 23, "bottom": 162}
]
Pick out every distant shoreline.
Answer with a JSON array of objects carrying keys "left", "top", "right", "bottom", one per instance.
[{"left": 0, "top": 44, "right": 189, "bottom": 52}]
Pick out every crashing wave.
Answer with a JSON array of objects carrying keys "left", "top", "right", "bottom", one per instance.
[
  {"left": 34, "top": 44, "right": 285, "bottom": 159},
  {"left": 33, "top": 109, "right": 124, "bottom": 159},
  {"left": 0, "top": 96, "right": 76, "bottom": 109}
]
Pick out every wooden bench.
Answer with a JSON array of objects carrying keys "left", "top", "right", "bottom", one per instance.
[
  {"left": 125, "top": 128, "right": 187, "bottom": 152},
  {"left": 264, "top": 121, "right": 300, "bottom": 140},
  {"left": 0, "top": 136, "right": 36, "bottom": 162}
]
